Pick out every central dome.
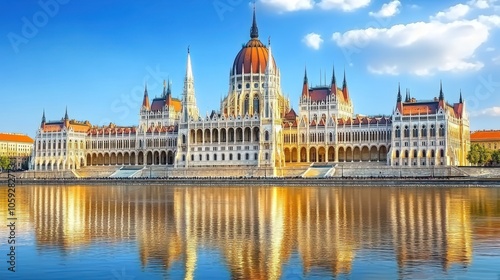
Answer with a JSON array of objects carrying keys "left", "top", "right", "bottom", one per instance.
[{"left": 231, "top": 9, "right": 276, "bottom": 76}]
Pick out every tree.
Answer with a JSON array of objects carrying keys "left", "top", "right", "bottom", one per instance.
[
  {"left": 0, "top": 156, "right": 11, "bottom": 171},
  {"left": 491, "top": 150, "right": 500, "bottom": 165},
  {"left": 467, "top": 144, "right": 492, "bottom": 166}
]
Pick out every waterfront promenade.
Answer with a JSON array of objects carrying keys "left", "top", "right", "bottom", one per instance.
[{"left": 6, "top": 176, "right": 500, "bottom": 187}]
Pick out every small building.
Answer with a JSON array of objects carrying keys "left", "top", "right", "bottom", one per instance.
[
  {"left": 0, "top": 132, "right": 34, "bottom": 170},
  {"left": 470, "top": 130, "right": 500, "bottom": 150}
]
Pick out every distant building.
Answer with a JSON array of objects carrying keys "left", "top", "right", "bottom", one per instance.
[
  {"left": 470, "top": 130, "right": 500, "bottom": 150},
  {"left": 0, "top": 133, "right": 34, "bottom": 170}
]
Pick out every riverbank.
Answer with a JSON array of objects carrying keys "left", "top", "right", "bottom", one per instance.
[{"left": 7, "top": 176, "right": 500, "bottom": 187}]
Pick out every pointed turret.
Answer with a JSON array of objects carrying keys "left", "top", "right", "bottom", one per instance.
[
  {"left": 330, "top": 64, "right": 337, "bottom": 97},
  {"left": 342, "top": 69, "right": 350, "bottom": 101},
  {"left": 64, "top": 106, "right": 69, "bottom": 120},
  {"left": 459, "top": 89, "right": 463, "bottom": 103},
  {"left": 186, "top": 47, "right": 193, "bottom": 82},
  {"left": 302, "top": 67, "right": 309, "bottom": 97},
  {"left": 396, "top": 83, "right": 403, "bottom": 112},
  {"left": 162, "top": 80, "right": 167, "bottom": 98},
  {"left": 250, "top": 3, "right": 259, "bottom": 39},
  {"left": 41, "top": 109, "right": 46, "bottom": 124},
  {"left": 182, "top": 46, "right": 199, "bottom": 122},
  {"left": 397, "top": 83, "right": 402, "bottom": 102},
  {"left": 438, "top": 80, "right": 445, "bottom": 108},
  {"left": 439, "top": 80, "right": 444, "bottom": 100},
  {"left": 142, "top": 83, "right": 150, "bottom": 111}
]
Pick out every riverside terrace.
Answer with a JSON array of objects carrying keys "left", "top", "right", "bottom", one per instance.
[{"left": 6, "top": 176, "right": 500, "bottom": 187}]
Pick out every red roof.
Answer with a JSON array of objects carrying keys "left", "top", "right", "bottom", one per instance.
[
  {"left": 0, "top": 133, "right": 34, "bottom": 143},
  {"left": 309, "top": 88, "right": 329, "bottom": 102},
  {"left": 471, "top": 130, "right": 500, "bottom": 141}
]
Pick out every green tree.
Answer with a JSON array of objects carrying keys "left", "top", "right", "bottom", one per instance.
[
  {"left": 0, "top": 156, "right": 11, "bottom": 171},
  {"left": 467, "top": 144, "right": 492, "bottom": 166},
  {"left": 491, "top": 150, "right": 500, "bottom": 165}
]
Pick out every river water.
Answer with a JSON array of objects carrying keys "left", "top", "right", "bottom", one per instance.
[{"left": 0, "top": 185, "right": 499, "bottom": 279}]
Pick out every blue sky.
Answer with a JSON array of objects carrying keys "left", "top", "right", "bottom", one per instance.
[{"left": 1, "top": 0, "right": 499, "bottom": 137}]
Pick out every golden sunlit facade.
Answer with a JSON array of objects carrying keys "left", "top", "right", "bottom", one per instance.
[{"left": 31, "top": 10, "right": 469, "bottom": 176}]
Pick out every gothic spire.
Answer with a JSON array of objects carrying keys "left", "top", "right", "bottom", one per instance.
[
  {"left": 162, "top": 80, "right": 167, "bottom": 98},
  {"left": 42, "top": 109, "right": 46, "bottom": 124},
  {"left": 186, "top": 46, "right": 193, "bottom": 82},
  {"left": 331, "top": 63, "right": 337, "bottom": 86},
  {"left": 439, "top": 80, "right": 444, "bottom": 100},
  {"left": 342, "top": 68, "right": 349, "bottom": 101},
  {"left": 142, "top": 83, "right": 150, "bottom": 111},
  {"left": 250, "top": 3, "right": 259, "bottom": 39},
  {"left": 64, "top": 106, "right": 68, "bottom": 120},
  {"left": 167, "top": 79, "right": 172, "bottom": 97},
  {"left": 397, "top": 83, "right": 402, "bottom": 103},
  {"left": 302, "top": 67, "right": 309, "bottom": 97},
  {"left": 459, "top": 89, "right": 463, "bottom": 103}
]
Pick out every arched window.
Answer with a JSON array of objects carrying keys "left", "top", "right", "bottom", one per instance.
[
  {"left": 244, "top": 95, "right": 249, "bottom": 115},
  {"left": 440, "top": 149, "right": 444, "bottom": 157},
  {"left": 253, "top": 96, "right": 260, "bottom": 114},
  {"left": 237, "top": 153, "right": 241, "bottom": 160},
  {"left": 206, "top": 154, "right": 210, "bottom": 161},
  {"left": 413, "top": 150, "right": 417, "bottom": 158},
  {"left": 265, "top": 153, "right": 269, "bottom": 160},
  {"left": 214, "top": 154, "right": 217, "bottom": 161},
  {"left": 404, "top": 150, "right": 409, "bottom": 158},
  {"left": 413, "top": 125, "right": 418, "bottom": 138},
  {"left": 222, "top": 154, "right": 225, "bottom": 161},
  {"left": 404, "top": 126, "right": 410, "bottom": 138},
  {"left": 245, "top": 153, "right": 249, "bottom": 160},
  {"left": 430, "top": 125, "right": 436, "bottom": 137},
  {"left": 439, "top": 124, "right": 445, "bottom": 137},
  {"left": 265, "top": 131, "right": 270, "bottom": 141},
  {"left": 431, "top": 150, "right": 435, "bottom": 158},
  {"left": 396, "top": 150, "right": 400, "bottom": 158},
  {"left": 395, "top": 126, "right": 401, "bottom": 138},
  {"left": 421, "top": 125, "right": 427, "bottom": 137},
  {"left": 229, "top": 154, "right": 233, "bottom": 160}
]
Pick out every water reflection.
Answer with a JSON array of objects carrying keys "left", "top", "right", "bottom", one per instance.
[{"left": 4, "top": 186, "right": 500, "bottom": 279}]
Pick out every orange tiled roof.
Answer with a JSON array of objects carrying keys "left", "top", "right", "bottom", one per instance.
[
  {"left": 471, "top": 130, "right": 500, "bottom": 141},
  {"left": 0, "top": 133, "right": 34, "bottom": 143}
]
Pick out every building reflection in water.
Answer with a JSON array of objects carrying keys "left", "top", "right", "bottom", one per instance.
[{"left": 18, "top": 185, "right": 500, "bottom": 279}]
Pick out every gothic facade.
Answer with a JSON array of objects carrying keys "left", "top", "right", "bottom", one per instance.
[{"left": 31, "top": 10, "right": 470, "bottom": 174}]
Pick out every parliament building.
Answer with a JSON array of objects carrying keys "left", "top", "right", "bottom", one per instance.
[{"left": 31, "top": 10, "right": 470, "bottom": 176}]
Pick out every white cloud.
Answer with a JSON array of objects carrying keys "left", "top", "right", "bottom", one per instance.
[
  {"left": 486, "top": 47, "right": 495, "bottom": 51},
  {"left": 303, "top": 33, "right": 324, "bottom": 50},
  {"left": 468, "top": 0, "right": 497, "bottom": 9},
  {"left": 471, "top": 106, "right": 500, "bottom": 116},
  {"left": 369, "top": 0, "right": 401, "bottom": 18},
  {"left": 493, "top": 56, "right": 500, "bottom": 64},
  {"left": 317, "top": 0, "right": 371, "bottom": 11},
  {"left": 431, "top": 4, "right": 470, "bottom": 22},
  {"left": 260, "top": 0, "right": 314, "bottom": 12},
  {"left": 332, "top": 19, "right": 495, "bottom": 75},
  {"left": 409, "top": 4, "right": 420, "bottom": 9}
]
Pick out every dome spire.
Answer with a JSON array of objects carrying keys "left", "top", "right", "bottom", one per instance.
[{"left": 250, "top": 3, "right": 259, "bottom": 39}]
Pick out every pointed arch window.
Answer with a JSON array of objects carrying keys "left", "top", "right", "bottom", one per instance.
[
  {"left": 253, "top": 96, "right": 260, "bottom": 115},
  {"left": 244, "top": 95, "right": 250, "bottom": 115}
]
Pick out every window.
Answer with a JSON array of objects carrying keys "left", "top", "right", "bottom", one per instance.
[
  {"left": 430, "top": 125, "right": 436, "bottom": 137},
  {"left": 214, "top": 154, "right": 217, "bottom": 161},
  {"left": 421, "top": 125, "right": 427, "bottom": 137},
  {"left": 395, "top": 126, "right": 401, "bottom": 138},
  {"left": 413, "top": 125, "right": 418, "bottom": 137},
  {"left": 229, "top": 154, "right": 233, "bottom": 160},
  {"left": 245, "top": 153, "right": 249, "bottom": 160},
  {"left": 206, "top": 154, "right": 210, "bottom": 161}
]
